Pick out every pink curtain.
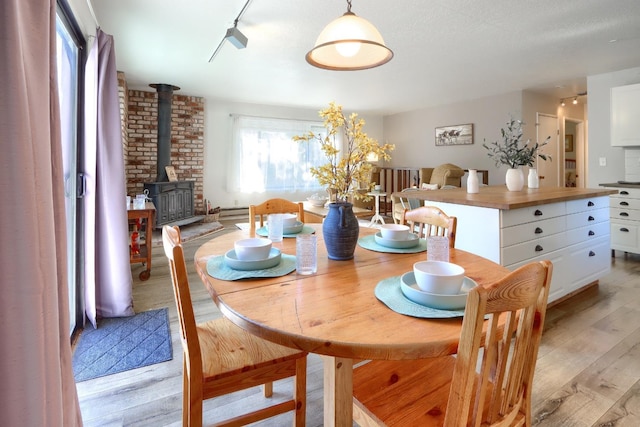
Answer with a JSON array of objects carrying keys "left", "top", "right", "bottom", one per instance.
[
  {"left": 84, "top": 29, "right": 134, "bottom": 326},
  {"left": 0, "top": 0, "right": 82, "bottom": 425}
]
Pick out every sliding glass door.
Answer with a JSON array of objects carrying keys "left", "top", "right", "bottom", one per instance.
[{"left": 56, "top": 1, "right": 85, "bottom": 337}]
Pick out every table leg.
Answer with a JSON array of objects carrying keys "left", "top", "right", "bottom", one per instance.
[
  {"left": 368, "top": 195, "right": 386, "bottom": 227},
  {"left": 322, "top": 356, "right": 353, "bottom": 427}
]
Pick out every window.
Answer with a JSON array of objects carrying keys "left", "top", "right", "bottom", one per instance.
[{"left": 230, "top": 115, "right": 329, "bottom": 193}]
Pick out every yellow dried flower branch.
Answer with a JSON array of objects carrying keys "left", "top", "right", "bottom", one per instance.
[{"left": 293, "top": 102, "right": 394, "bottom": 202}]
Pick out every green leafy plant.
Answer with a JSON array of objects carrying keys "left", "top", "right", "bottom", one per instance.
[
  {"left": 293, "top": 102, "right": 394, "bottom": 202},
  {"left": 483, "top": 117, "right": 551, "bottom": 168}
]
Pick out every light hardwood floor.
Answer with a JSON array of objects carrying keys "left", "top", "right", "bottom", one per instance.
[{"left": 76, "top": 220, "right": 640, "bottom": 426}]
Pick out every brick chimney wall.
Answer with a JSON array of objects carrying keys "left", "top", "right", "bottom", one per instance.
[{"left": 117, "top": 75, "right": 205, "bottom": 214}]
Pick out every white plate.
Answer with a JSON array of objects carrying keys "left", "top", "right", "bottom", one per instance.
[
  {"left": 224, "top": 248, "right": 281, "bottom": 271},
  {"left": 374, "top": 231, "right": 420, "bottom": 249},
  {"left": 400, "top": 272, "right": 478, "bottom": 310}
]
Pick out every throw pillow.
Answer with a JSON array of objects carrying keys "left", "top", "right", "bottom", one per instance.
[{"left": 421, "top": 183, "right": 439, "bottom": 190}]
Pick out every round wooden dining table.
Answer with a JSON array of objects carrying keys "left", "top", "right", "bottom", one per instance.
[{"left": 194, "top": 224, "right": 509, "bottom": 427}]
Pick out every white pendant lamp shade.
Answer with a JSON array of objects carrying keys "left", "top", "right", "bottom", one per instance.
[{"left": 306, "top": 11, "right": 393, "bottom": 70}]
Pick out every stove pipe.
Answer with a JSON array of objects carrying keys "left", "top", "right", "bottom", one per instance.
[{"left": 150, "top": 83, "right": 180, "bottom": 182}]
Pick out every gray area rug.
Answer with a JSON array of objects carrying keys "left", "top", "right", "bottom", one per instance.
[{"left": 73, "top": 308, "right": 172, "bottom": 382}]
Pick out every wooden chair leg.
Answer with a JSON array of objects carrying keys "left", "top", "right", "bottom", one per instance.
[
  {"left": 294, "top": 357, "right": 307, "bottom": 427},
  {"left": 263, "top": 382, "right": 273, "bottom": 397}
]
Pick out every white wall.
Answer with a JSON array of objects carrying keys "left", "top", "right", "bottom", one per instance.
[
  {"left": 587, "top": 66, "right": 640, "bottom": 187},
  {"left": 203, "top": 101, "right": 384, "bottom": 209},
  {"left": 383, "top": 91, "right": 525, "bottom": 185}
]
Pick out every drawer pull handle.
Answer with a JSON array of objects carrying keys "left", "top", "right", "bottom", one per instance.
[
  {"left": 620, "top": 227, "right": 629, "bottom": 232},
  {"left": 534, "top": 209, "right": 543, "bottom": 216},
  {"left": 588, "top": 230, "right": 595, "bottom": 236},
  {"left": 588, "top": 216, "right": 595, "bottom": 221},
  {"left": 620, "top": 212, "right": 629, "bottom": 217},
  {"left": 620, "top": 201, "right": 629, "bottom": 206},
  {"left": 589, "top": 251, "right": 595, "bottom": 257},
  {"left": 588, "top": 201, "right": 594, "bottom": 207},
  {"left": 535, "top": 244, "right": 543, "bottom": 252},
  {"left": 535, "top": 227, "right": 543, "bottom": 234},
  {"left": 620, "top": 191, "right": 629, "bottom": 195}
]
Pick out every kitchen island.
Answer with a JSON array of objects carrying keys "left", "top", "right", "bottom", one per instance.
[{"left": 394, "top": 185, "right": 618, "bottom": 303}]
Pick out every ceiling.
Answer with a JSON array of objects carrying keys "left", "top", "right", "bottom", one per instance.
[{"left": 89, "top": 0, "right": 640, "bottom": 115}]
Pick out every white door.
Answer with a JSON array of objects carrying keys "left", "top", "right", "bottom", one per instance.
[{"left": 537, "top": 114, "right": 559, "bottom": 187}]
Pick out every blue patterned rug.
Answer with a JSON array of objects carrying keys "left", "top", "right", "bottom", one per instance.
[{"left": 73, "top": 308, "right": 173, "bottom": 382}]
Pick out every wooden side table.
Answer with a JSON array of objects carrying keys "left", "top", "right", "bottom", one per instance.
[{"left": 127, "top": 201, "right": 156, "bottom": 280}]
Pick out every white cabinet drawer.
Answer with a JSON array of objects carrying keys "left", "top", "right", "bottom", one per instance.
[
  {"left": 502, "top": 202, "right": 566, "bottom": 227},
  {"left": 501, "top": 232, "right": 566, "bottom": 266},
  {"left": 610, "top": 207, "right": 640, "bottom": 221},
  {"left": 566, "top": 196, "right": 609, "bottom": 213},
  {"left": 566, "top": 221, "right": 610, "bottom": 246},
  {"left": 567, "top": 237, "right": 611, "bottom": 291},
  {"left": 611, "top": 220, "right": 640, "bottom": 251},
  {"left": 610, "top": 197, "right": 640, "bottom": 210},
  {"left": 614, "top": 188, "right": 640, "bottom": 199},
  {"left": 566, "top": 207, "right": 609, "bottom": 229},
  {"left": 501, "top": 216, "right": 565, "bottom": 247}
]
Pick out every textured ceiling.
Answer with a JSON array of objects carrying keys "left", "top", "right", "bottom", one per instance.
[{"left": 90, "top": 0, "right": 640, "bottom": 115}]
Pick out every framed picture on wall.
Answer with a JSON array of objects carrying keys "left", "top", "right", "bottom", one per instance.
[
  {"left": 165, "top": 166, "right": 178, "bottom": 182},
  {"left": 435, "top": 123, "right": 473, "bottom": 146},
  {"left": 565, "top": 135, "right": 574, "bottom": 152}
]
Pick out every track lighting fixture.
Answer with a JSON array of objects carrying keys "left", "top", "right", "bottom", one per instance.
[
  {"left": 208, "top": 0, "right": 252, "bottom": 62},
  {"left": 559, "top": 92, "right": 588, "bottom": 107}
]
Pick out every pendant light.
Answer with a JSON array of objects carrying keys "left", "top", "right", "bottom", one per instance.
[{"left": 306, "top": 0, "right": 393, "bottom": 71}]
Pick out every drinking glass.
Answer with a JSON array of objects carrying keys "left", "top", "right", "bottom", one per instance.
[
  {"left": 267, "top": 214, "right": 283, "bottom": 242},
  {"left": 296, "top": 234, "right": 317, "bottom": 275},
  {"left": 134, "top": 194, "right": 146, "bottom": 209},
  {"left": 427, "top": 236, "right": 450, "bottom": 262}
]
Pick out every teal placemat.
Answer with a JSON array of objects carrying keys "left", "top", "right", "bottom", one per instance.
[
  {"left": 256, "top": 225, "right": 315, "bottom": 238},
  {"left": 375, "top": 276, "right": 465, "bottom": 318},
  {"left": 358, "top": 234, "right": 427, "bottom": 254},
  {"left": 207, "top": 254, "right": 296, "bottom": 280}
]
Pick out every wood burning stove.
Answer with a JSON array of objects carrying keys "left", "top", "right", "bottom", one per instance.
[{"left": 145, "top": 83, "right": 199, "bottom": 228}]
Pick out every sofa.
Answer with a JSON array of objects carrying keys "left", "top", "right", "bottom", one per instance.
[
  {"left": 418, "top": 163, "right": 466, "bottom": 188},
  {"left": 391, "top": 163, "right": 466, "bottom": 223}
]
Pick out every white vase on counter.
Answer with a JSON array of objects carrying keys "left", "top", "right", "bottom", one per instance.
[
  {"left": 505, "top": 168, "right": 524, "bottom": 191},
  {"left": 467, "top": 169, "right": 479, "bottom": 193},
  {"left": 528, "top": 168, "right": 540, "bottom": 188}
]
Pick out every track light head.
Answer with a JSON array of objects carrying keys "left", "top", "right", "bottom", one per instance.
[{"left": 225, "top": 26, "right": 248, "bottom": 49}]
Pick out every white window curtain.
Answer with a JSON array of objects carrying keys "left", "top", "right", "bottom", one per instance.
[
  {"left": 228, "top": 115, "right": 329, "bottom": 194},
  {"left": 0, "top": 0, "right": 82, "bottom": 424},
  {"left": 83, "top": 29, "right": 134, "bottom": 326}
]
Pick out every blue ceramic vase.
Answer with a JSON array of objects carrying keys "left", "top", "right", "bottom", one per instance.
[{"left": 322, "top": 202, "right": 360, "bottom": 260}]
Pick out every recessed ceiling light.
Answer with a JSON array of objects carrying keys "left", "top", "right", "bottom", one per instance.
[{"left": 609, "top": 39, "right": 618, "bottom": 43}]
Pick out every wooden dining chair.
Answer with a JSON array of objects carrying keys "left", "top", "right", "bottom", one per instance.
[
  {"left": 401, "top": 205, "right": 457, "bottom": 247},
  {"left": 352, "top": 260, "right": 553, "bottom": 426},
  {"left": 162, "top": 225, "right": 307, "bottom": 427},
  {"left": 249, "top": 198, "right": 305, "bottom": 236},
  {"left": 391, "top": 188, "right": 421, "bottom": 224}
]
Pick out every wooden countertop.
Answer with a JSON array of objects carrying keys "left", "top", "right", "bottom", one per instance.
[
  {"left": 392, "top": 185, "right": 618, "bottom": 210},
  {"left": 600, "top": 182, "right": 640, "bottom": 189}
]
